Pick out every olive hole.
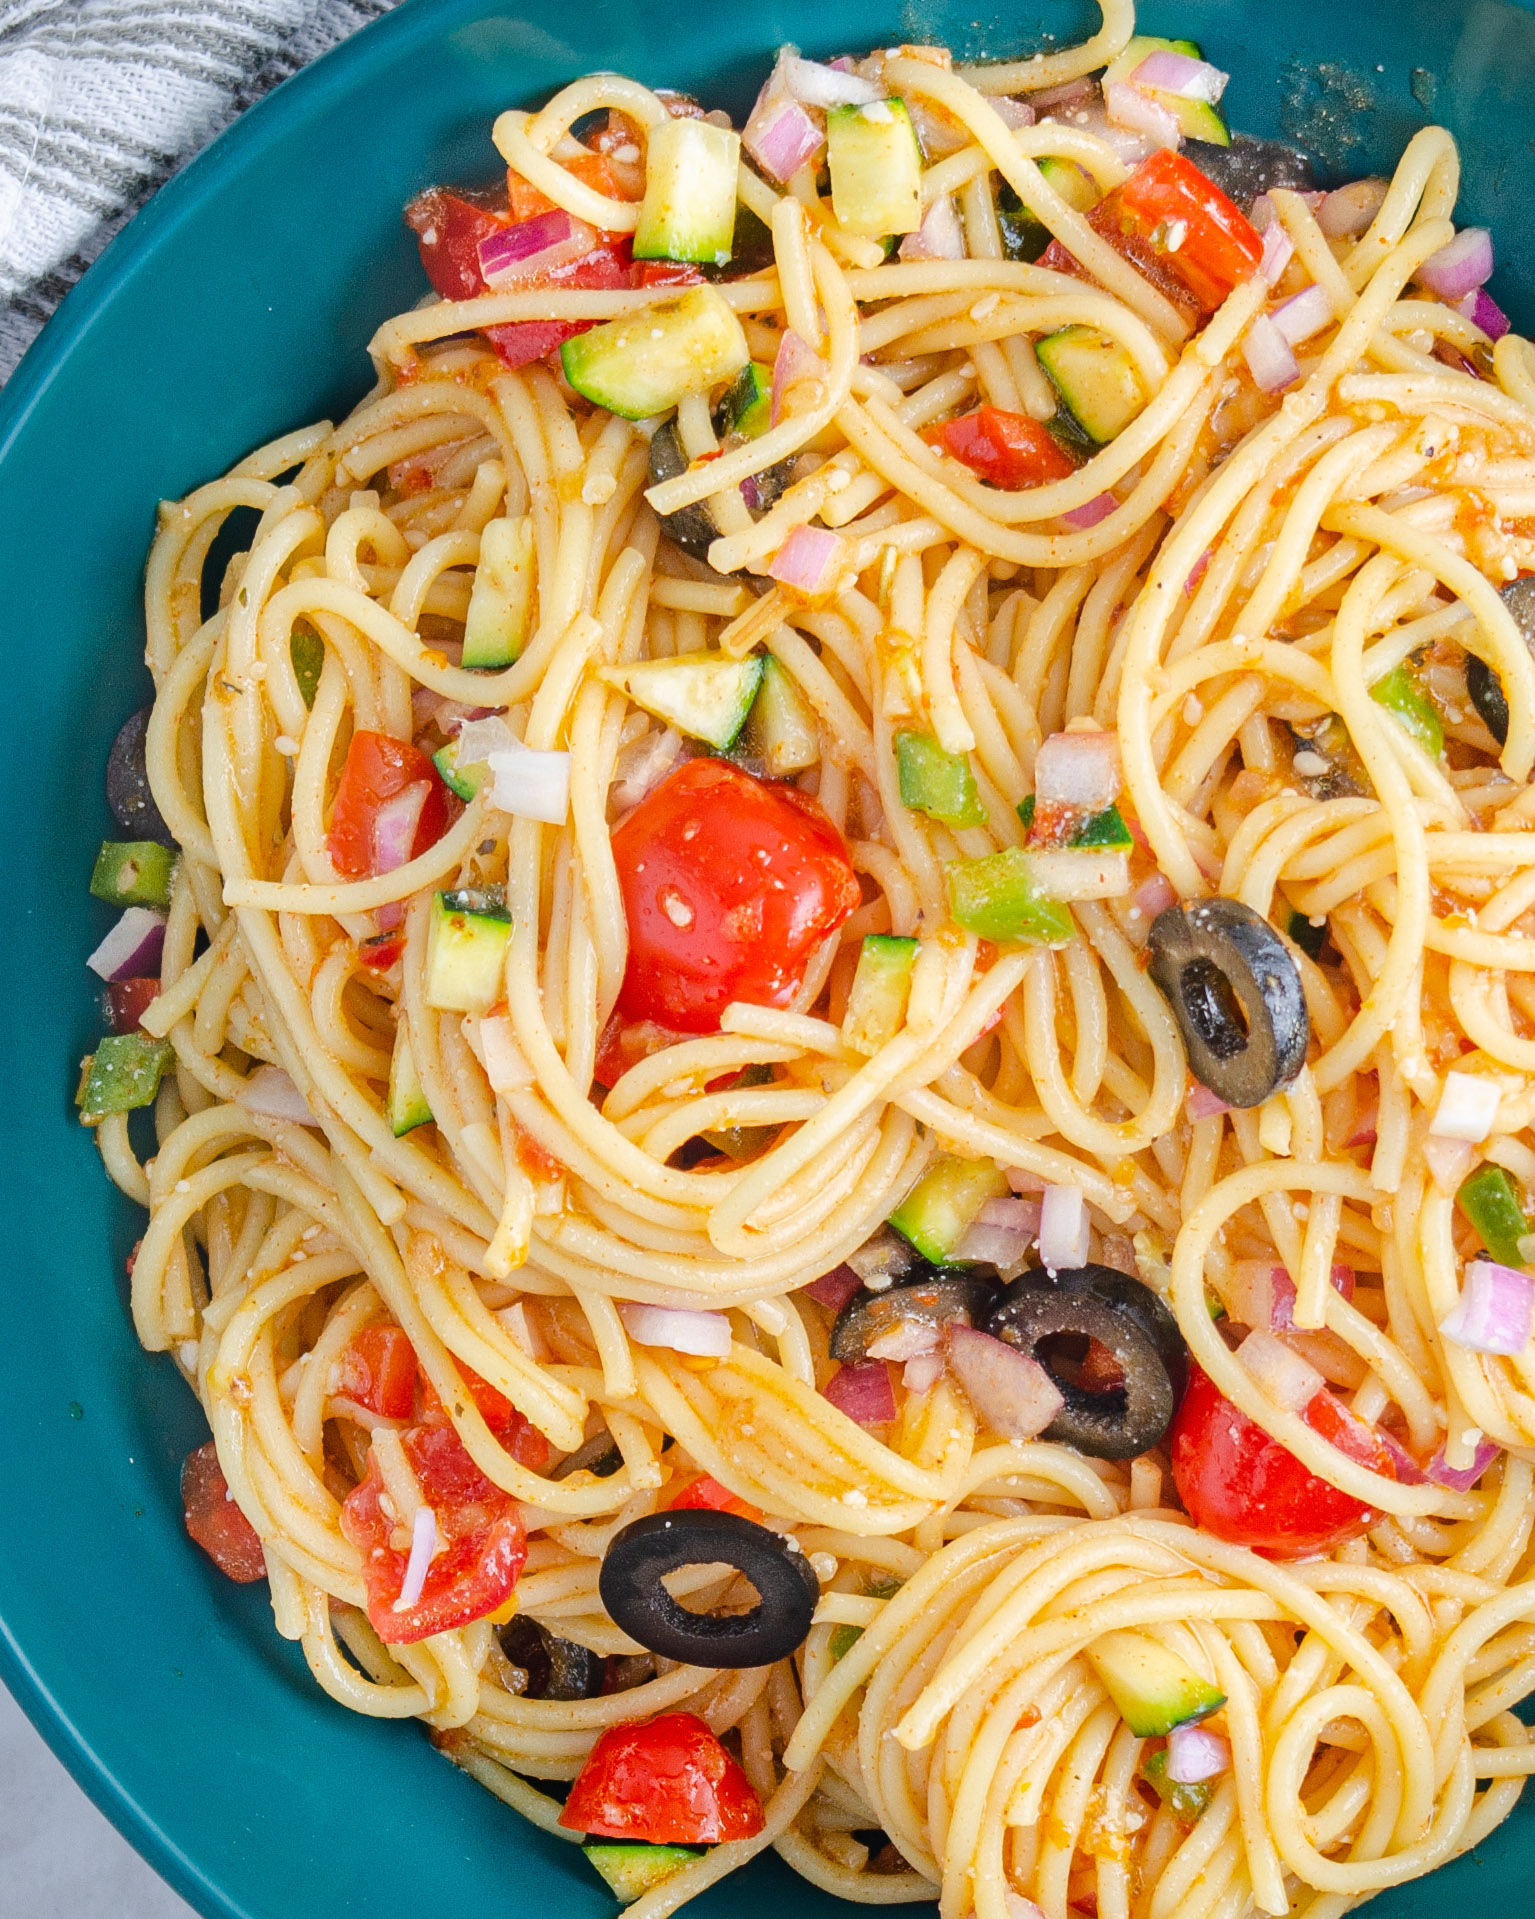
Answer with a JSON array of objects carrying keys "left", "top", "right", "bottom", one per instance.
[
  {"left": 1178, "top": 958, "right": 1250, "bottom": 1060},
  {"left": 1036, "top": 1331, "right": 1127, "bottom": 1398},
  {"left": 661, "top": 1560, "right": 764, "bottom": 1616}
]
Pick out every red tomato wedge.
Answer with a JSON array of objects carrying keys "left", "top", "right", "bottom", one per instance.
[
  {"left": 105, "top": 977, "right": 160, "bottom": 1033},
  {"left": 482, "top": 241, "right": 634, "bottom": 370},
  {"left": 182, "top": 1442, "right": 267, "bottom": 1584},
  {"left": 340, "top": 1421, "right": 527, "bottom": 1643},
  {"left": 404, "top": 186, "right": 513, "bottom": 300},
  {"left": 611, "top": 758, "right": 861, "bottom": 1032},
  {"left": 636, "top": 260, "right": 706, "bottom": 288},
  {"left": 508, "top": 147, "right": 638, "bottom": 222},
  {"left": 337, "top": 1325, "right": 418, "bottom": 1421},
  {"left": 418, "top": 1366, "right": 551, "bottom": 1471},
  {"left": 1170, "top": 1364, "right": 1390, "bottom": 1559},
  {"left": 325, "top": 731, "right": 450, "bottom": 881},
  {"left": 559, "top": 1712, "right": 765, "bottom": 1844},
  {"left": 668, "top": 1473, "right": 763, "bottom": 1523},
  {"left": 923, "top": 407, "right": 1077, "bottom": 488},
  {"left": 1116, "top": 150, "right": 1264, "bottom": 313}
]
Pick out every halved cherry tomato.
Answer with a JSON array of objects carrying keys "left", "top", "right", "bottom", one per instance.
[
  {"left": 559, "top": 1712, "right": 765, "bottom": 1843},
  {"left": 182, "top": 1442, "right": 267, "bottom": 1584},
  {"left": 358, "top": 930, "right": 405, "bottom": 973},
  {"left": 482, "top": 239, "right": 636, "bottom": 369},
  {"left": 508, "top": 147, "right": 638, "bottom": 222},
  {"left": 337, "top": 1325, "right": 418, "bottom": 1421},
  {"left": 612, "top": 758, "right": 861, "bottom": 1032},
  {"left": 923, "top": 406, "right": 1077, "bottom": 488},
  {"left": 1169, "top": 1363, "right": 1390, "bottom": 1558},
  {"left": 668, "top": 1473, "right": 763, "bottom": 1523},
  {"left": 325, "top": 731, "right": 450, "bottom": 881},
  {"left": 594, "top": 1014, "right": 696, "bottom": 1092},
  {"left": 1038, "top": 197, "right": 1202, "bottom": 330},
  {"left": 340, "top": 1421, "right": 527, "bottom": 1643},
  {"left": 404, "top": 186, "right": 513, "bottom": 301},
  {"left": 637, "top": 260, "right": 706, "bottom": 288},
  {"left": 104, "top": 977, "right": 160, "bottom": 1033},
  {"left": 1117, "top": 150, "right": 1263, "bottom": 313},
  {"left": 418, "top": 1364, "right": 551, "bottom": 1471}
]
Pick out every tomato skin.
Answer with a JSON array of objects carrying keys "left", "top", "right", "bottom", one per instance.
[
  {"left": 923, "top": 407, "right": 1078, "bottom": 488},
  {"left": 418, "top": 1367, "right": 551, "bottom": 1471},
  {"left": 182, "top": 1442, "right": 267, "bottom": 1584},
  {"left": 326, "top": 731, "right": 449, "bottom": 880},
  {"left": 1117, "top": 150, "right": 1264, "bottom": 312},
  {"left": 404, "top": 187, "right": 512, "bottom": 300},
  {"left": 1170, "top": 1364, "right": 1383, "bottom": 1559},
  {"left": 559, "top": 1712, "right": 765, "bottom": 1843},
  {"left": 338, "top": 1326, "right": 418, "bottom": 1421},
  {"left": 612, "top": 758, "right": 861, "bottom": 1032},
  {"left": 668, "top": 1474, "right": 762, "bottom": 1523},
  {"left": 340, "top": 1422, "right": 527, "bottom": 1644}
]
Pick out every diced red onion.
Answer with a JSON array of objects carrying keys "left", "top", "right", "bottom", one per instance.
[
  {"left": 1062, "top": 490, "right": 1119, "bottom": 528},
  {"left": 993, "top": 96, "right": 1036, "bottom": 129},
  {"left": 477, "top": 1014, "right": 533, "bottom": 1094},
  {"left": 950, "top": 1222, "right": 1034, "bottom": 1268},
  {"left": 823, "top": 1359, "right": 897, "bottom": 1424},
  {"left": 1272, "top": 282, "right": 1333, "bottom": 346},
  {"left": 804, "top": 1264, "right": 864, "bottom": 1311},
  {"left": 1227, "top": 1261, "right": 1352, "bottom": 1332},
  {"left": 1186, "top": 1082, "right": 1232, "bottom": 1123},
  {"left": 1422, "top": 1134, "right": 1478, "bottom": 1195},
  {"left": 899, "top": 193, "right": 966, "bottom": 262},
  {"left": 1034, "top": 728, "right": 1122, "bottom": 811},
  {"left": 454, "top": 715, "right": 516, "bottom": 764},
  {"left": 1439, "top": 1260, "right": 1534, "bottom": 1356},
  {"left": 1242, "top": 312, "right": 1300, "bottom": 393},
  {"left": 87, "top": 906, "right": 167, "bottom": 982},
  {"left": 1102, "top": 82, "right": 1182, "bottom": 150},
  {"left": 865, "top": 1319, "right": 941, "bottom": 1362},
  {"left": 238, "top": 1065, "right": 316, "bottom": 1124},
  {"left": 1029, "top": 78, "right": 1094, "bottom": 113},
  {"left": 1166, "top": 1723, "right": 1230, "bottom": 1782},
  {"left": 1004, "top": 1167, "right": 1046, "bottom": 1195},
  {"left": 743, "top": 74, "right": 825, "bottom": 185},
  {"left": 1132, "top": 871, "right": 1177, "bottom": 923},
  {"left": 903, "top": 1350, "right": 946, "bottom": 1394},
  {"left": 487, "top": 742, "right": 571, "bottom": 825},
  {"left": 1130, "top": 50, "right": 1228, "bottom": 103},
  {"left": 612, "top": 726, "right": 682, "bottom": 813},
  {"left": 1457, "top": 286, "right": 1511, "bottom": 341},
  {"left": 620, "top": 1303, "right": 733, "bottom": 1358},
  {"left": 845, "top": 1226, "right": 923, "bottom": 1289},
  {"left": 1259, "top": 221, "right": 1294, "bottom": 287},
  {"left": 370, "top": 781, "right": 429, "bottom": 875},
  {"left": 1184, "top": 546, "right": 1212, "bottom": 597},
  {"left": 979, "top": 1196, "right": 1042, "bottom": 1233},
  {"left": 478, "top": 210, "right": 599, "bottom": 288},
  {"left": 1417, "top": 227, "right": 1494, "bottom": 302},
  {"left": 1430, "top": 1070, "right": 1500, "bottom": 1143},
  {"left": 395, "top": 1505, "right": 438, "bottom": 1612},
  {"left": 375, "top": 900, "right": 405, "bottom": 933},
  {"left": 771, "top": 327, "right": 828, "bottom": 427},
  {"left": 1236, "top": 1328, "right": 1323, "bottom": 1412},
  {"left": 769, "top": 524, "right": 843, "bottom": 598},
  {"left": 946, "top": 1324, "right": 1065, "bottom": 1441},
  {"left": 1426, "top": 1435, "right": 1501, "bottom": 1491},
  {"left": 781, "top": 50, "right": 882, "bottom": 108},
  {"left": 1316, "top": 178, "right": 1388, "bottom": 239},
  {"left": 1250, "top": 194, "right": 1278, "bottom": 234},
  {"left": 1375, "top": 1427, "right": 1428, "bottom": 1485},
  {"left": 1039, "top": 1183, "right": 1089, "bottom": 1271},
  {"left": 1069, "top": 100, "right": 1160, "bottom": 166}
]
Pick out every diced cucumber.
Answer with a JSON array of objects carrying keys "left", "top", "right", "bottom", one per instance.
[
  {"left": 76, "top": 1032, "right": 174, "bottom": 1124},
  {"left": 742, "top": 654, "right": 819, "bottom": 774},
  {"left": 889, "top": 1154, "right": 1010, "bottom": 1262},
  {"left": 432, "top": 737, "right": 489, "bottom": 801},
  {"left": 1141, "top": 1746, "right": 1213, "bottom": 1824},
  {"left": 602, "top": 653, "right": 763, "bottom": 749},
  {"left": 635, "top": 119, "right": 739, "bottom": 267},
  {"left": 562, "top": 286, "right": 749, "bottom": 421},
  {"left": 1085, "top": 1629, "right": 1226, "bottom": 1737},
  {"left": 896, "top": 730, "right": 987, "bottom": 827},
  {"left": 1022, "top": 794, "right": 1135, "bottom": 851},
  {"left": 291, "top": 626, "right": 324, "bottom": 706},
  {"left": 91, "top": 840, "right": 176, "bottom": 909},
  {"left": 425, "top": 887, "right": 512, "bottom": 1016},
  {"left": 827, "top": 99, "right": 923, "bottom": 238},
  {"left": 464, "top": 515, "right": 535, "bottom": 670},
  {"left": 1101, "top": 36, "right": 1230, "bottom": 145},
  {"left": 387, "top": 1021, "right": 433, "bottom": 1136},
  {"left": 1036, "top": 326, "right": 1147, "bottom": 445},
  {"left": 701, "top": 1062, "right": 777, "bottom": 1159},
  {"left": 1369, "top": 663, "right": 1443, "bottom": 758},
  {"left": 582, "top": 1842, "right": 703, "bottom": 1904},
  {"left": 998, "top": 157, "right": 1101, "bottom": 261},
  {"left": 720, "top": 361, "right": 773, "bottom": 439},
  {"left": 947, "top": 848, "right": 1076, "bottom": 945},
  {"left": 843, "top": 935, "right": 919, "bottom": 1056},
  {"left": 1172, "top": 98, "right": 1229, "bottom": 145}
]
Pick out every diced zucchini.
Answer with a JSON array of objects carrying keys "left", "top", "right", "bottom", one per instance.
[
  {"left": 1036, "top": 326, "right": 1147, "bottom": 445},
  {"left": 583, "top": 1842, "right": 703, "bottom": 1904},
  {"left": 424, "top": 887, "right": 512, "bottom": 1016},
  {"left": 562, "top": 286, "right": 749, "bottom": 421},
  {"left": 843, "top": 934, "right": 919, "bottom": 1055},
  {"left": 602, "top": 653, "right": 763, "bottom": 749},
  {"left": 829, "top": 1623, "right": 864, "bottom": 1661},
  {"left": 1287, "top": 907, "right": 1327, "bottom": 959},
  {"left": 827, "top": 99, "right": 923, "bottom": 238},
  {"left": 742, "top": 654, "right": 819, "bottom": 773},
  {"left": 77, "top": 1033, "right": 174, "bottom": 1124},
  {"left": 896, "top": 730, "right": 987, "bottom": 827},
  {"left": 947, "top": 847, "right": 1076, "bottom": 945},
  {"left": 1457, "top": 1165, "right": 1531, "bottom": 1268},
  {"left": 1369, "top": 663, "right": 1443, "bottom": 758},
  {"left": 291, "top": 626, "right": 324, "bottom": 706},
  {"left": 1018, "top": 794, "right": 1132, "bottom": 850},
  {"left": 720, "top": 361, "right": 773, "bottom": 440},
  {"left": 635, "top": 117, "right": 740, "bottom": 267},
  {"left": 387, "top": 1020, "right": 433, "bottom": 1136},
  {"left": 701, "top": 1062, "right": 777, "bottom": 1160},
  {"left": 1141, "top": 1746, "right": 1213, "bottom": 1824},
  {"left": 1085, "top": 1630, "right": 1226, "bottom": 1737},
  {"left": 997, "top": 158, "right": 1101, "bottom": 262},
  {"left": 464, "top": 514, "right": 535, "bottom": 670},
  {"left": 889, "top": 1154, "right": 1009, "bottom": 1261},
  {"left": 90, "top": 840, "right": 176, "bottom": 909},
  {"left": 432, "top": 737, "right": 489, "bottom": 801},
  {"left": 1101, "top": 35, "right": 1230, "bottom": 146}
]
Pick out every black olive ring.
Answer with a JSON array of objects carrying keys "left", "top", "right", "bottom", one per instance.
[
  {"left": 984, "top": 1266, "right": 1187, "bottom": 1460},
  {"left": 600, "top": 1509, "right": 819, "bottom": 1667},
  {"left": 830, "top": 1274, "right": 995, "bottom": 1362},
  {"left": 1466, "top": 577, "right": 1535, "bottom": 746}
]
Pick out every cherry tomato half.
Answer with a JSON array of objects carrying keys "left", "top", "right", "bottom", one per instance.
[
  {"left": 1169, "top": 1364, "right": 1389, "bottom": 1559},
  {"left": 1117, "top": 150, "right": 1264, "bottom": 313},
  {"left": 559, "top": 1712, "right": 765, "bottom": 1844},
  {"left": 668, "top": 1473, "right": 763, "bottom": 1523},
  {"left": 923, "top": 406, "right": 1078, "bottom": 489},
  {"left": 337, "top": 1325, "right": 418, "bottom": 1421},
  {"left": 182, "top": 1442, "right": 267, "bottom": 1584},
  {"left": 325, "top": 730, "right": 450, "bottom": 881},
  {"left": 611, "top": 758, "right": 861, "bottom": 1032},
  {"left": 404, "top": 186, "right": 512, "bottom": 301}
]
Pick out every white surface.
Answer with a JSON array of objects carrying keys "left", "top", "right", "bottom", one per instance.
[{"left": 0, "top": 1679, "right": 193, "bottom": 1918}]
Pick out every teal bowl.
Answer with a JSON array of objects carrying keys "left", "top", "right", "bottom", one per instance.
[{"left": 3, "top": 0, "right": 1534, "bottom": 1912}]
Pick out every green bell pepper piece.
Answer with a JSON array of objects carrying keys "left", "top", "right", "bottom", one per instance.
[
  {"left": 1457, "top": 1164, "right": 1531, "bottom": 1268},
  {"left": 90, "top": 840, "right": 175, "bottom": 909},
  {"left": 897, "top": 730, "right": 988, "bottom": 827},
  {"left": 77, "top": 1033, "right": 174, "bottom": 1123},
  {"left": 947, "top": 847, "right": 1075, "bottom": 944},
  {"left": 1369, "top": 663, "right": 1443, "bottom": 758}
]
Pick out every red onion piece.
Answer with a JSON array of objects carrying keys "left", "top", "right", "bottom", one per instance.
[
  {"left": 823, "top": 1359, "right": 897, "bottom": 1424},
  {"left": 804, "top": 1265, "right": 864, "bottom": 1311},
  {"left": 1316, "top": 178, "right": 1388, "bottom": 239},
  {"left": 1250, "top": 194, "right": 1278, "bottom": 234},
  {"left": 946, "top": 1324, "right": 1064, "bottom": 1441},
  {"left": 487, "top": 742, "right": 572, "bottom": 825},
  {"left": 612, "top": 726, "right": 683, "bottom": 813},
  {"left": 1034, "top": 728, "right": 1122, "bottom": 811},
  {"left": 1242, "top": 312, "right": 1300, "bottom": 393},
  {"left": 1029, "top": 78, "right": 1094, "bottom": 113},
  {"left": 1236, "top": 1328, "right": 1323, "bottom": 1413},
  {"left": 950, "top": 1222, "right": 1033, "bottom": 1268},
  {"left": 620, "top": 1302, "right": 733, "bottom": 1357},
  {"left": 1430, "top": 1070, "right": 1500, "bottom": 1143},
  {"left": 979, "top": 1196, "right": 1042, "bottom": 1233},
  {"left": 1062, "top": 490, "right": 1119, "bottom": 528},
  {"left": 1272, "top": 282, "right": 1333, "bottom": 346},
  {"left": 1457, "top": 286, "right": 1511, "bottom": 341},
  {"left": 743, "top": 74, "right": 825, "bottom": 185},
  {"left": 1259, "top": 222, "right": 1294, "bottom": 287},
  {"left": 845, "top": 1226, "right": 923, "bottom": 1289},
  {"left": 781, "top": 50, "right": 881, "bottom": 108},
  {"left": 1166, "top": 1723, "right": 1231, "bottom": 1782},
  {"left": 1418, "top": 227, "right": 1494, "bottom": 302},
  {"left": 86, "top": 906, "right": 167, "bottom": 982},
  {"left": 1004, "top": 1168, "right": 1046, "bottom": 1195},
  {"left": 899, "top": 193, "right": 966, "bottom": 262},
  {"left": 395, "top": 1505, "right": 438, "bottom": 1611},
  {"left": 238, "top": 1065, "right": 317, "bottom": 1124},
  {"left": 771, "top": 327, "right": 828, "bottom": 426},
  {"left": 865, "top": 1319, "right": 941, "bottom": 1362},
  {"left": 478, "top": 210, "right": 599, "bottom": 287},
  {"left": 1426, "top": 1435, "right": 1501, "bottom": 1491},
  {"left": 1228, "top": 1261, "right": 1353, "bottom": 1331},
  {"left": 1129, "top": 50, "right": 1228, "bottom": 102},
  {"left": 1184, "top": 548, "right": 1213, "bottom": 597},
  {"left": 1439, "top": 1260, "right": 1534, "bottom": 1356},
  {"left": 1422, "top": 1134, "right": 1478, "bottom": 1195},
  {"left": 1132, "top": 871, "right": 1177, "bottom": 922},
  {"left": 768, "top": 524, "right": 843, "bottom": 597},
  {"left": 1039, "top": 1183, "right": 1089, "bottom": 1271},
  {"left": 1375, "top": 1428, "right": 1428, "bottom": 1485},
  {"left": 993, "top": 96, "right": 1036, "bottom": 129},
  {"left": 1102, "top": 81, "right": 1182, "bottom": 150},
  {"left": 370, "top": 781, "right": 429, "bottom": 876},
  {"left": 903, "top": 1350, "right": 946, "bottom": 1394}
]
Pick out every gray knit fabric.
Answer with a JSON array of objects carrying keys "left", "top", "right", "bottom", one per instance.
[{"left": 0, "top": 0, "right": 399, "bottom": 382}]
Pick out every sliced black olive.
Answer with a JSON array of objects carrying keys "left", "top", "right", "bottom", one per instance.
[
  {"left": 600, "top": 1651, "right": 656, "bottom": 1693},
  {"left": 1184, "top": 134, "right": 1315, "bottom": 212},
  {"left": 600, "top": 1509, "right": 818, "bottom": 1667},
  {"left": 830, "top": 1275, "right": 994, "bottom": 1362},
  {"left": 1147, "top": 897, "right": 1309, "bottom": 1109},
  {"left": 984, "top": 1265, "right": 1185, "bottom": 1459},
  {"left": 106, "top": 707, "right": 175, "bottom": 845},
  {"left": 1286, "top": 907, "right": 1328, "bottom": 961},
  {"left": 648, "top": 418, "right": 720, "bottom": 560},
  {"left": 498, "top": 1616, "right": 606, "bottom": 1699},
  {"left": 1287, "top": 716, "right": 1368, "bottom": 800},
  {"left": 550, "top": 1429, "right": 623, "bottom": 1481},
  {"left": 1466, "top": 578, "right": 1535, "bottom": 746}
]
